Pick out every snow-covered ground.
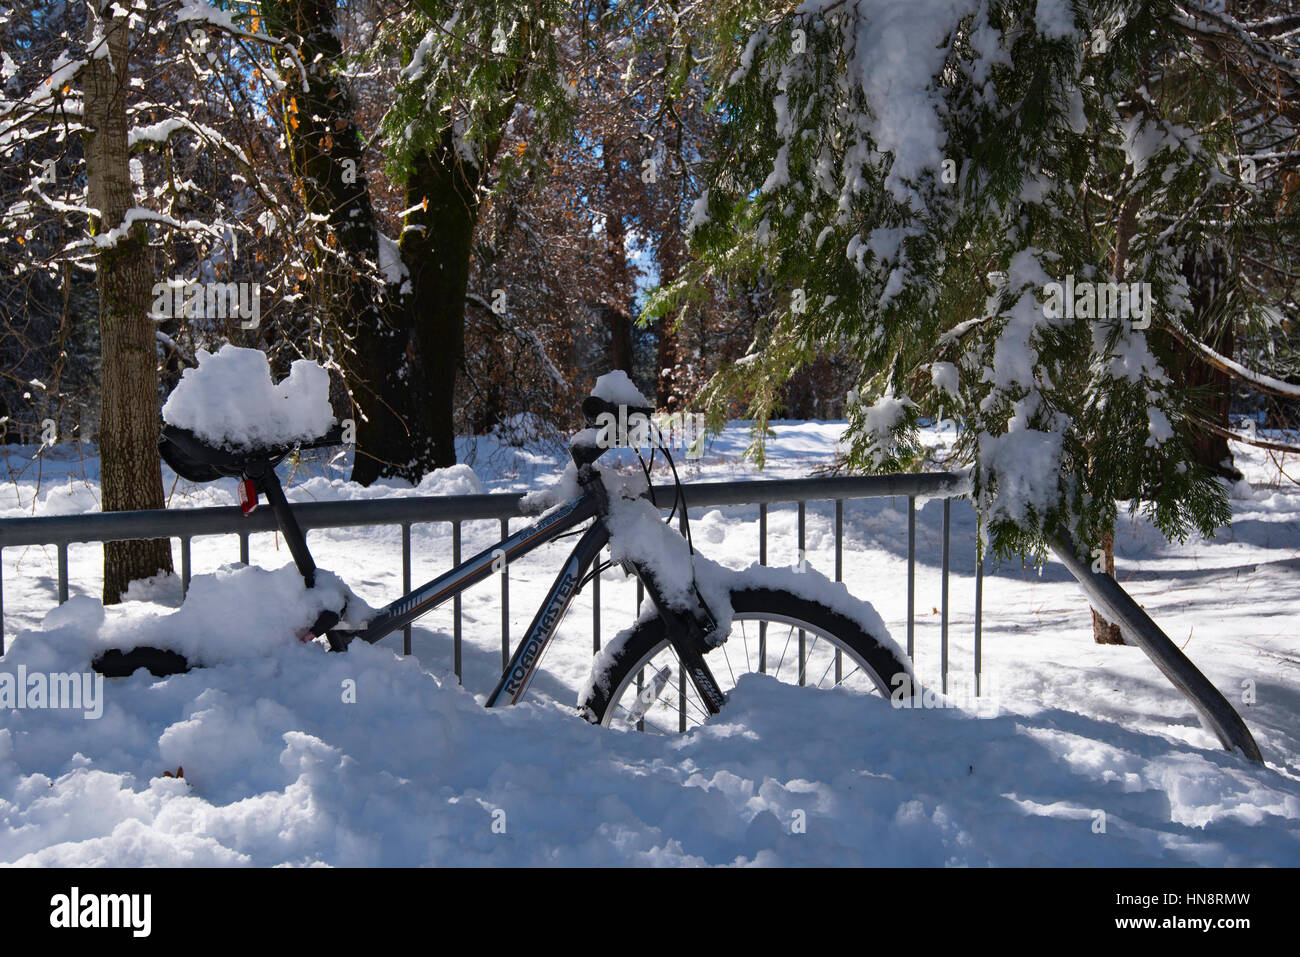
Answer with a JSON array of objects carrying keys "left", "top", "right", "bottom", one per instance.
[{"left": 1, "top": 422, "right": 1298, "bottom": 865}]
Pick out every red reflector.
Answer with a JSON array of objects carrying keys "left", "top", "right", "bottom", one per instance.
[{"left": 238, "top": 479, "right": 258, "bottom": 515}]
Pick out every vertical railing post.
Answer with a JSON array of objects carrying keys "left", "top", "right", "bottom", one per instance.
[
  {"left": 758, "top": 502, "right": 768, "bottom": 672},
  {"left": 975, "top": 522, "right": 983, "bottom": 698},
  {"left": 180, "top": 536, "right": 191, "bottom": 597},
  {"left": 797, "top": 501, "right": 806, "bottom": 685},
  {"left": 57, "top": 543, "right": 68, "bottom": 604},
  {"left": 941, "top": 498, "right": 950, "bottom": 695},
  {"left": 500, "top": 518, "right": 510, "bottom": 668},
  {"left": 592, "top": 546, "right": 601, "bottom": 654},
  {"left": 239, "top": 531, "right": 249, "bottom": 565},
  {"left": 834, "top": 499, "right": 843, "bottom": 683},
  {"left": 453, "top": 521, "right": 462, "bottom": 683},
  {"left": 679, "top": 667, "right": 687, "bottom": 733},
  {"left": 401, "top": 523, "right": 412, "bottom": 656},
  {"left": 679, "top": 501, "right": 690, "bottom": 718},
  {"left": 906, "top": 496, "right": 915, "bottom": 660},
  {"left": 636, "top": 669, "right": 644, "bottom": 733}
]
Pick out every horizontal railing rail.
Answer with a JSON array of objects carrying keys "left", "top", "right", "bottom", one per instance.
[
  {"left": 0, "top": 472, "right": 976, "bottom": 682},
  {"left": 0, "top": 472, "right": 971, "bottom": 547}
]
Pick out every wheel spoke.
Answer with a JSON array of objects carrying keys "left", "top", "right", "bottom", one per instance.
[
  {"left": 666, "top": 646, "right": 713, "bottom": 725},
  {"left": 774, "top": 624, "right": 795, "bottom": 681}
]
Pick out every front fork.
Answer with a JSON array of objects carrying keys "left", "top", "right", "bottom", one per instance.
[
  {"left": 627, "top": 567, "right": 727, "bottom": 716},
  {"left": 586, "top": 469, "right": 728, "bottom": 717},
  {"left": 582, "top": 468, "right": 728, "bottom": 712},
  {"left": 487, "top": 465, "right": 728, "bottom": 714}
]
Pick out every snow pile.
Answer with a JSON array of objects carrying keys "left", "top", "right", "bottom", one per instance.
[
  {"left": 1, "top": 563, "right": 1296, "bottom": 865},
  {"left": 978, "top": 427, "right": 1063, "bottom": 526},
  {"left": 162, "top": 345, "right": 334, "bottom": 450},
  {"left": 10, "top": 564, "right": 372, "bottom": 671},
  {"left": 520, "top": 461, "right": 580, "bottom": 513},
  {"left": 290, "top": 466, "right": 483, "bottom": 503}
]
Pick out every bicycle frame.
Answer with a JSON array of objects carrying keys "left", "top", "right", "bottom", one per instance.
[{"left": 298, "top": 467, "right": 728, "bottom": 713}]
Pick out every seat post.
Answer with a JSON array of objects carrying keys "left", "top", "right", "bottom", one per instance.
[{"left": 247, "top": 462, "right": 317, "bottom": 589}]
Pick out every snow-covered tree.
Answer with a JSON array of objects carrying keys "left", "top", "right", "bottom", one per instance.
[
  {"left": 0, "top": 0, "right": 315, "bottom": 599},
  {"left": 672, "top": 0, "right": 1300, "bottom": 592}
]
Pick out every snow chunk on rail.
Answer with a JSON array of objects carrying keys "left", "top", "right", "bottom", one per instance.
[{"left": 162, "top": 345, "right": 334, "bottom": 449}]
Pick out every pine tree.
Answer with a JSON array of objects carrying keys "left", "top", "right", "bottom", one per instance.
[{"left": 671, "top": 0, "right": 1300, "bottom": 581}]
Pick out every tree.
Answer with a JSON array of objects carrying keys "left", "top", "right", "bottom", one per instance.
[
  {"left": 365, "top": 0, "right": 573, "bottom": 473},
  {"left": 1, "top": 0, "right": 338, "bottom": 599},
  {"left": 672, "top": 1, "right": 1300, "bottom": 612},
  {"left": 82, "top": 1, "right": 177, "bottom": 601},
  {"left": 1, "top": 0, "right": 181, "bottom": 600},
  {"left": 260, "top": 0, "right": 427, "bottom": 485}
]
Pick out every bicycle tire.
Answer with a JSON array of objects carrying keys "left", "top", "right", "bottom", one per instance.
[{"left": 579, "top": 585, "right": 911, "bottom": 732}]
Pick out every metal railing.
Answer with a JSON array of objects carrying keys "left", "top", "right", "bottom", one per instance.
[
  {"left": 0, "top": 472, "right": 975, "bottom": 673},
  {"left": 0, "top": 470, "right": 1262, "bottom": 761}
]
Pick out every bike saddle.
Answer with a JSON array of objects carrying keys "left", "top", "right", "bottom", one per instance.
[{"left": 159, "top": 423, "right": 344, "bottom": 484}]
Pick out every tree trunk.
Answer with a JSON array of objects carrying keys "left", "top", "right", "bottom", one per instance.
[
  {"left": 262, "top": 0, "right": 428, "bottom": 486},
  {"left": 1176, "top": 248, "right": 1238, "bottom": 479},
  {"left": 83, "top": 1, "right": 172, "bottom": 602},
  {"left": 401, "top": 138, "right": 482, "bottom": 470},
  {"left": 1090, "top": 529, "right": 1124, "bottom": 644},
  {"left": 600, "top": 139, "right": 635, "bottom": 375},
  {"left": 608, "top": 308, "right": 635, "bottom": 374},
  {"left": 1089, "top": 190, "right": 1138, "bottom": 642}
]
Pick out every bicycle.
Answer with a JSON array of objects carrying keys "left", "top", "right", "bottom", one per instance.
[{"left": 96, "top": 389, "right": 914, "bottom": 734}]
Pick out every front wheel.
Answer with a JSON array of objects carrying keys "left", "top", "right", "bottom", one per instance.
[{"left": 579, "top": 586, "right": 910, "bottom": 734}]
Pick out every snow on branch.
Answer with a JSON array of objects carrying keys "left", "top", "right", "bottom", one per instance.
[
  {"left": 1165, "top": 318, "right": 1300, "bottom": 399},
  {"left": 68, "top": 207, "right": 226, "bottom": 250},
  {"left": 173, "top": 0, "right": 310, "bottom": 92},
  {"left": 128, "top": 114, "right": 251, "bottom": 166}
]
